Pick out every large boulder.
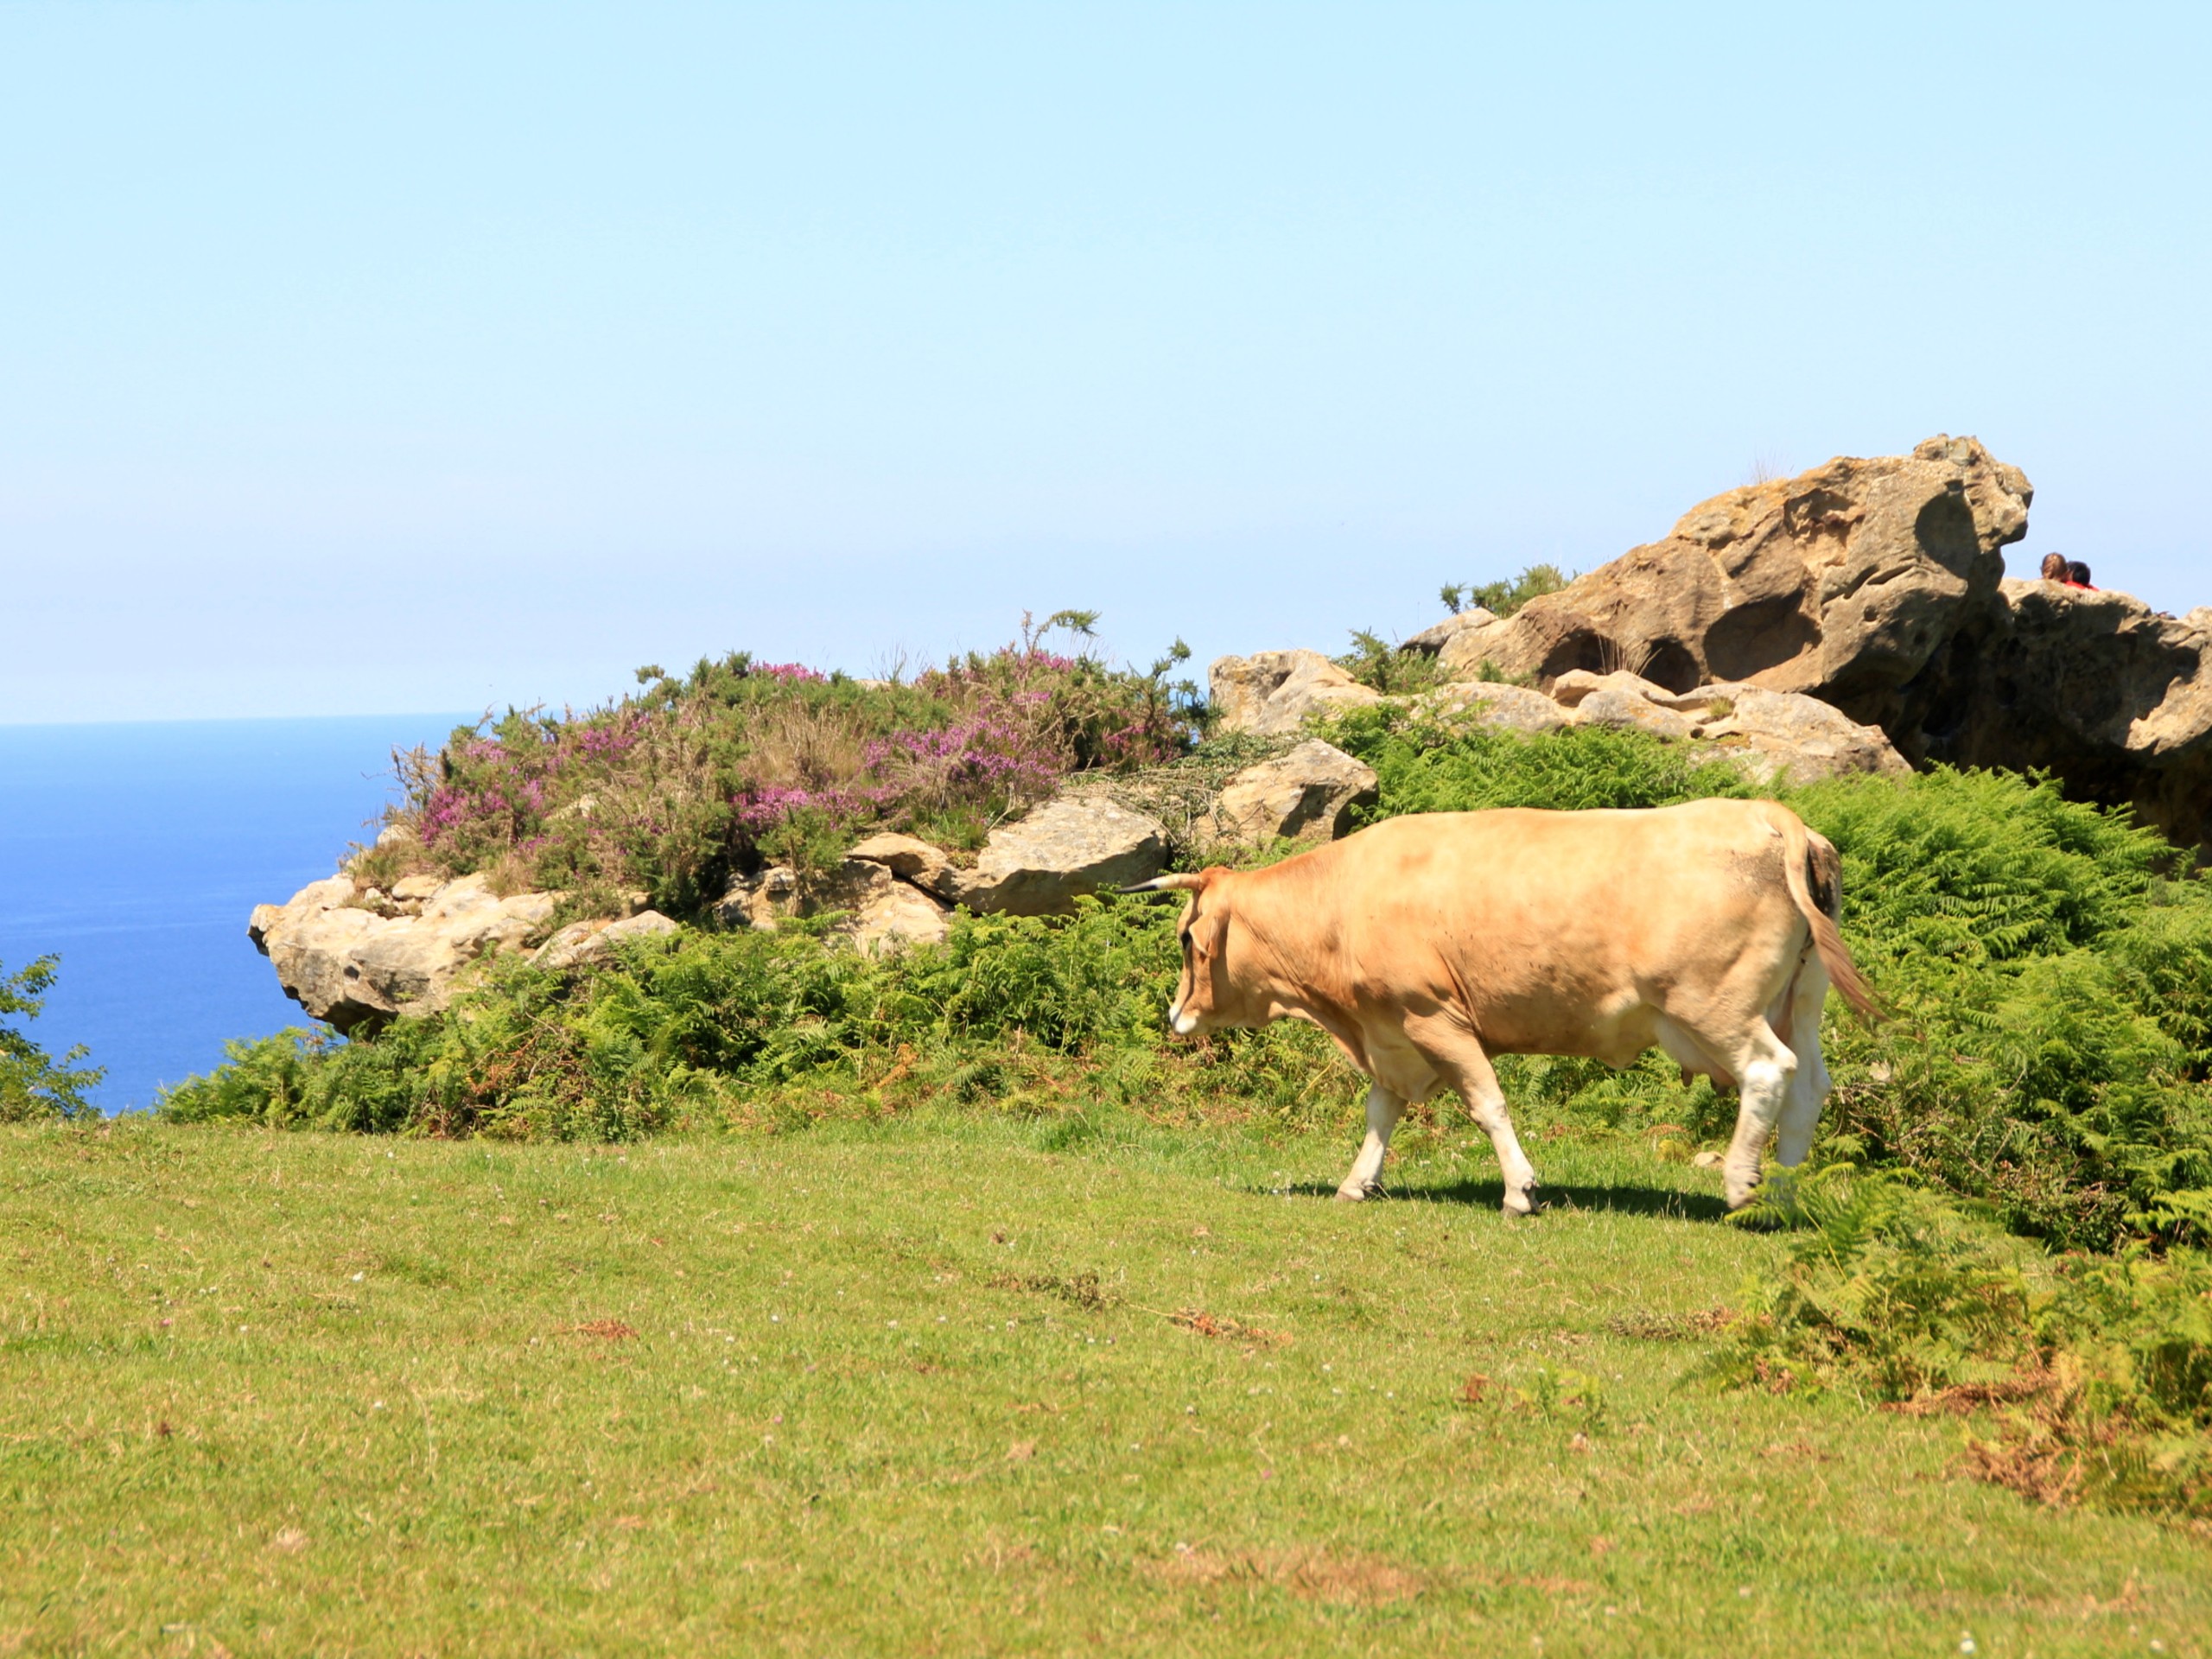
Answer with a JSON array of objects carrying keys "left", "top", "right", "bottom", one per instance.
[
  {"left": 1437, "top": 435, "right": 2034, "bottom": 735},
  {"left": 952, "top": 798, "right": 1168, "bottom": 915},
  {"left": 1917, "top": 582, "right": 2212, "bottom": 850},
  {"left": 249, "top": 873, "right": 563, "bottom": 1033},
  {"left": 1206, "top": 740, "right": 1378, "bottom": 849},
  {"left": 1210, "top": 650, "right": 1382, "bottom": 736}
]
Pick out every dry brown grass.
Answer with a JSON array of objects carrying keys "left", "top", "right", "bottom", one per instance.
[
  {"left": 1170, "top": 1306, "right": 1287, "bottom": 1347},
  {"left": 1146, "top": 1544, "right": 1427, "bottom": 1605}
]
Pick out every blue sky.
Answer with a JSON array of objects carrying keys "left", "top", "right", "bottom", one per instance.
[{"left": 4, "top": 2, "right": 2206, "bottom": 723}]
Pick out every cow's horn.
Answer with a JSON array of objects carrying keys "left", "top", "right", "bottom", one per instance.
[{"left": 1118, "top": 873, "right": 1207, "bottom": 894}]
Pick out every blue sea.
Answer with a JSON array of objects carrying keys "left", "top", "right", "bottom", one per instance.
[{"left": 0, "top": 715, "right": 470, "bottom": 1111}]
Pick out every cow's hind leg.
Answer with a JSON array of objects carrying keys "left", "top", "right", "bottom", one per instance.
[
  {"left": 1406, "top": 1020, "right": 1538, "bottom": 1217},
  {"left": 1335, "top": 1082, "right": 1404, "bottom": 1202},
  {"left": 1774, "top": 954, "right": 1834, "bottom": 1169},
  {"left": 1708, "top": 1020, "right": 1799, "bottom": 1211}
]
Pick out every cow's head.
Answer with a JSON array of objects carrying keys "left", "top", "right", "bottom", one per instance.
[{"left": 1124, "top": 869, "right": 1237, "bottom": 1036}]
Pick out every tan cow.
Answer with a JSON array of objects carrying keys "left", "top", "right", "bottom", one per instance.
[{"left": 1128, "top": 799, "right": 1876, "bottom": 1214}]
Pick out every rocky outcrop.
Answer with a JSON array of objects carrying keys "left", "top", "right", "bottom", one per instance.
[
  {"left": 1437, "top": 435, "right": 2034, "bottom": 735},
  {"left": 1210, "top": 650, "right": 1382, "bottom": 736},
  {"left": 249, "top": 874, "right": 564, "bottom": 1034},
  {"left": 1683, "top": 683, "right": 1912, "bottom": 786},
  {"left": 950, "top": 797, "right": 1168, "bottom": 915},
  {"left": 1914, "top": 582, "right": 2212, "bottom": 849},
  {"left": 1409, "top": 435, "right": 2212, "bottom": 851},
  {"left": 1205, "top": 741, "right": 1378, "bottom": 849}
]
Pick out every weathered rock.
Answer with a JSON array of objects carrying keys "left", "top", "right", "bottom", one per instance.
[
  {"left": 1914, "top": 581, "right": 2212, "bottom": 849},
  {"left": 1401, "top": 607, "right": 1498, "bottom": 655},
  {"left": 1681, "top": 683, "right": 1911, "bottom": 785},
  {"left": 534, "top": 909, "right": 679, "bottom": 971},
  {"left": 1206, "top": 741, "right": 1378, "bottom": 849},
  {"left": 533, "top": 918, "right": 608, "bottom": 970},
  {"left": 1436, "top": 435, "right": 2034, "bottom": 734},
  {"left": 715, "top": 856, "right": 952, "bottom": 950},
  {"left": 717, "top": 860, "right": 883, "bottom": 931},
  {"left": 954, "top": 798, "right": 1167, "bottom": 916},
  {"left": 1210, "top": 650, "right": 1382, "bottom": 736},
  {"left": 847, "top": 831, "right": 957, "bottom": 897},
  {"left": 1541, "top": 670, "right": 1910, "bottom": 782},
  {"left": 1548, "top": 669, "right": 1680, "bottom": 710},
  {"left": 1396, "top": 681, "right": 1573, "bottom": 734},
  {"left": 848, "top": 881, "right": 953, "bottom": 953},
  {"left": 1430, "top": 613, "right": 1519, "bottom": 683},
  {"left": 249, "top": 873, "right": 564, "bottom": 1034},
  {"left": 587, "top": 907, "right": 678, "bottom": 948},
  {"left": 1573, "top": 687, "right": 1700, "bottom": 741}
]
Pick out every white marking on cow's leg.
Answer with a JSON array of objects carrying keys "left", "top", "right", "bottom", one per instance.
[
  {"left": 1335, "top": 1083, "right": 1403, "bottom": 1201},
  {"left": 1407, "top": 1022, "right": 1536, "bottom": 1217},
  {"left": 1467, "top": 1074, "right": 1539, "bottom": 1217},
  {"left": 1775, "top": 961, "right": 1833, "bottom": 1167},
  {"left": 1720, "top": 1023, "right": 1798, "bottom": 1211}
]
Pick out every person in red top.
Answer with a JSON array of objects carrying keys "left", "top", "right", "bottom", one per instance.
[{"left": 2066, "top": 560, "right": 2096, "bottom": 590}]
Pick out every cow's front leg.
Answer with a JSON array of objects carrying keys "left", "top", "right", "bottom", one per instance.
[
  {"left": 1407, "top": 1020, "right": 1538, "bottom": 1217},
  {"left": 1334, "top": 1083, "right": 1404, "bottom": 1201}
]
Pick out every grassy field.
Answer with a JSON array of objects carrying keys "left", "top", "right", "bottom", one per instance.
[{"left": 3, "top": 1113, "right": 2205, "bottom": 1657}]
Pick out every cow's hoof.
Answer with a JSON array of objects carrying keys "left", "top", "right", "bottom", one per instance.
[
  {"left": 1502, "top": 1191, "right": 1538, "bottom": 1219},
  {"left": 1333, "top": 1185, "right": 1369, "bottom": 1204}
]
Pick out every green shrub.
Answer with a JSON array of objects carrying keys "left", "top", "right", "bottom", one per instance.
[
  {"left": 1328, "top": 709, "right": 1757, "bottom": 817},
  {"left": 0, "top": 956, "right": 104, "bottom": 1122},
  {"left": 1440, "top": 563, "right": 1573, "bottom": 619},
  {"left": 1709, "top": 1165, "right": 2212, "bottom": 1520},
  {"left": 1794, "top": 770, "right": 2212, "bottom": 1249},
  {"left": 160, "top": 900, "right": 1359, "bottom": 1141},
  {"left": 1711, "top": 1165, "right": 2039, "bottom": 1401},
  {"left": 1335, "top": 630, "right": 1446, "bottom": 696}
]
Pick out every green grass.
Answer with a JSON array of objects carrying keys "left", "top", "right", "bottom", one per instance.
[{"left": 4, "top": 1116, "right": 2206, "bottom": 1656}]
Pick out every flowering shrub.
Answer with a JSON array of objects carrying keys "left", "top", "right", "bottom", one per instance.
[{"left": 369, "top": 616, "right": 1202, "bottom": 912}]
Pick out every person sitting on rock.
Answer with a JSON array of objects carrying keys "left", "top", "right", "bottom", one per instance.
[
  {"left": 2066, "top": 560, "right": 2097, "bottom": 590},
  {"left": 2041, "top": 551, "right": 2070, "bottom": 582}
]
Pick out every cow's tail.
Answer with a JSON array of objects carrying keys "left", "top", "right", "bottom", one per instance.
[{"left": 1774, "top": 808, "right": 1882, "bottom": 1025}]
